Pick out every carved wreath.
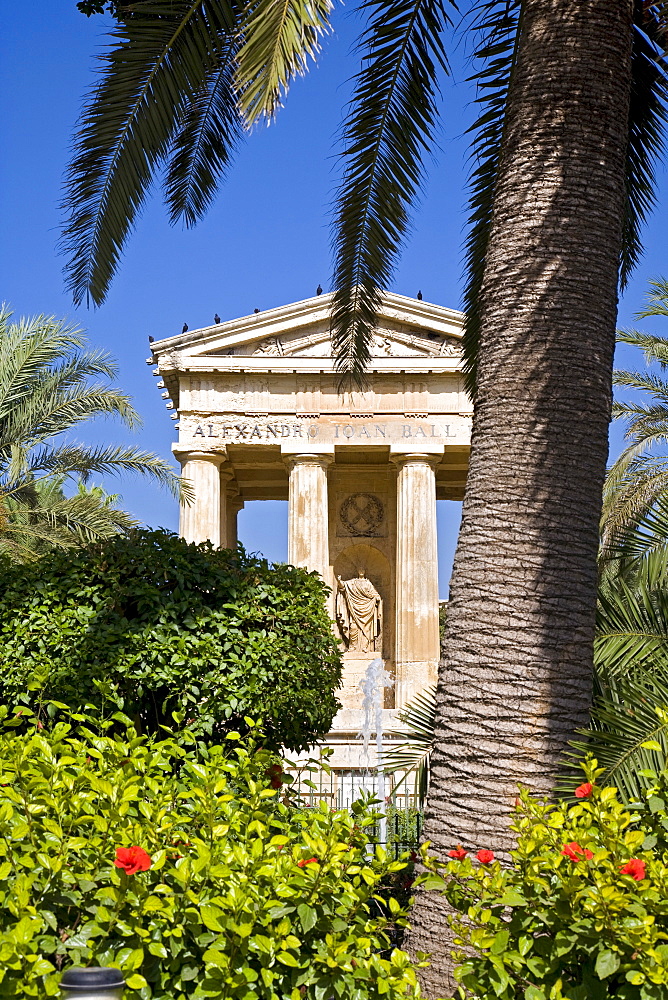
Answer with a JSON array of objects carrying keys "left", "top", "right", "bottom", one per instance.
[{"left": 339, "top": 493, "right": 384, "bottom": 535}]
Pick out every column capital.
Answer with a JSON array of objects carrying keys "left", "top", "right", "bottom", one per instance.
[
  {"left": 219, "top": 466, "right": 235, "bottom": 484},
  {"left": 283, "top": 452, "right": 334, "bottom": 472},
  {"left": 172, "top": 446, "right": 227, "bottom": 466},
  {"left": 390, "top": 451, "right": 442, "bottom": 469}
]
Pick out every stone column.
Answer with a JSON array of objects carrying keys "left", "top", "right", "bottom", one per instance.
[
  {"left": 227, "top": 494, "right": 244, "bottom": 550},
  {"left": 178, "top": 451, "right": 224, "bottom": 544},
  {"left": 392, "top": 453, "right": 440, "bottom": 707},
  {"left": 218, "top": 468, "right": 234, "bottom": 548},
  {"left": 285, "top": 453, "right": 332, "bottom": 579}
]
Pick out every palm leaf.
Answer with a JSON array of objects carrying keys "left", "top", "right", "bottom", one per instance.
[
  {"left": 61, "top": 0, "right": 238, "bottom": 306},
  {"left": 21, "top": 444, "right": 185, "bottom": 499},
  {"left": 0, "top": 312, "right": 113, "bottom": 418},
  {"left": 165, "top": 41, "right": 244, "bottom": 226},
  {"left": 381, "top": 684, "right": 435, "bottom": 803},
  {"left": 462, "top": 2, "right": 668, "bottom": 393},
  {"left": 595, "top": 574, "right": 668, "bottom": 677},
  {"left": 235, "top": 0, "right": 333, "bottom": 125},
  {"left": 602, "top": 493, "right": 668, "bottom": 585},
  {"left": 617, "top": 324, "right": 668, "bottom": 365},
  {"left": 460, "top": 0, "right": 520, "bottom": 396},
  {"left": 0, "top": 387, "right": 139, "bottom": 455},
  {"left": 613, "top": 368, "right": 668, "bottom": 398},
  {"left": 602, "top": 457, "right": 668, "bottom": 554},
  {"left": 330, "top": 0, "right": 452, "bottom": 386},
  {"left": 0, "top": 479, "right": 140, "bottom": 561},
  {"left": 635, "top": 276, "right": 668, "bottom": 321},
  {"left": 620, "top": 2, "right": 668, "bottom": 289},
  {"left": 570, "top": 668, "right": 668, "bottom": 802}
]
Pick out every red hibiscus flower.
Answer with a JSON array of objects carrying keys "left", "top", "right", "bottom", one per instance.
[
  {"left": 574, "top": 782, "right": 593, "bottom": 799},
  {"left": 560, "top": 841, "right": 594, "bottom": 862},
  {"left": 476, "top": 849, "right": 495, "bottom": 864},
  {"left": 620, "top": 858, "right": 646, "bottom": 881},
  {"left": 114, "top": 846, "right": 152, "bottom": 874},
  {"left": 448, "top": 846, "right": 467, "bottom": 860},
  {"left": 297, "top": 857, "right": 318, "bottom": 867}
]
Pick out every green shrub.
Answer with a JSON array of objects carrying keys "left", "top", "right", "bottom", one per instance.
[
  {"left": 0, "top": 529, "right": 342, "bottom": 750},
  {"left": 0, "top": 710, "right": 424, "bottom": 1000},
  {"left": 425, "top": 760, "right": 668, "bottom": 1000}
]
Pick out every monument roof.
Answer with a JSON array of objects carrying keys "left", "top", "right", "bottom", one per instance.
[{"left": 149, "top": 292, "right": 465, "bottom": 380}]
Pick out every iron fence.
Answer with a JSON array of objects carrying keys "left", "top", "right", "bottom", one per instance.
[{"left": 288, "top": 764, "right": 424, "bottom": 857}]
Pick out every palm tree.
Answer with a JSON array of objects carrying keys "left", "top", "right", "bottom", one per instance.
[
  {"left": 0, "top": 306, "right": 183, "bottom": 559},
  {"left": 61, "top": 4, "right": 668, "bottom": 988},
  {"left": 405, "top": 5, "right": 668, "bottom": 987},
  {"left": 602, "top": 278, "right": 668, "bottom": 554}
]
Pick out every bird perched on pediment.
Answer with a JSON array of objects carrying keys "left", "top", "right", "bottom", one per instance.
[
  {"left": 316, "top": 284, "right": 323, "bottom": 295},
  {"left": 148, "top": 335, "right": 154, "bottom": 343},
  {"left": 182, "top": 322, "right": 188, "bottom": 333},
  {"left": 254, "top": 308, "right": 260, "bottom": 314},
  {"left": 214, "top": 313, "right": 220, "bottom": 324},
  {"left": 417, "top": 290, "right": 423, "bottom": 301}
]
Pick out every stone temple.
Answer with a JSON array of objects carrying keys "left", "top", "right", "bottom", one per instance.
[{"left": 149, "top": 292, "right": 472, "bottom": 797}]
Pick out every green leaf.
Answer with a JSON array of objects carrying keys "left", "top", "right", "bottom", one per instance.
[
  {"left": 595, "top": 949, "right": 621, "bottom": 980},
  {"left": 297, "top": 903, "right": 317, "bottom": 932},
  {"left": 276, "top": 951, "right": 301, "bottom": 967},
  {"left": 491, "top": 929, "right": 509, "bottom": 955},
  {"left": 124, "top": 974, "right": 147, "bottom": 990},
  {"left": 200, "top": 905, "right": 224, "bottom": 932},
  {"left": 498, "top": 890, "right": 527, "bottom": 907},
  {"left": 419, "top": 874, "right": 446, "bottom": 891}
]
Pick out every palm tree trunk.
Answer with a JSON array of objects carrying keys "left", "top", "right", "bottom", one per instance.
[{"left": 406, "top": 0, "right": 634, "bottom": 992}]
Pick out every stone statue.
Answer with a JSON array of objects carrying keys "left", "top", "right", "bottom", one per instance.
[{"left": 336, "top": 569, "right": 382, "bottom": 653}]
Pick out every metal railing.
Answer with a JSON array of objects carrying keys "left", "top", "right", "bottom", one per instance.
[{"left": 289, "top": 764, "right": 423, "bottom": 856}]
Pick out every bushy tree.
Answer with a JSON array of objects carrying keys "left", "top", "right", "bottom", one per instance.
[
  {"left": 425, "top": 760, "right": 668, "bottom": 999},
  {"left": 0, "top": 529, "right": 342, "bottom": 750},
  {"left": 0, "top": 713, "right": 422, "bottom": 999}
]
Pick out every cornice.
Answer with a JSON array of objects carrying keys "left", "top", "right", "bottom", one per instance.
[{"left": 149, "top": 291, "right": 465, "bottom": 359}]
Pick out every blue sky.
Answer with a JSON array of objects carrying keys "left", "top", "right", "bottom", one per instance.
[{"left": 2, "top": 2, "right": 668, "bottom": 595}]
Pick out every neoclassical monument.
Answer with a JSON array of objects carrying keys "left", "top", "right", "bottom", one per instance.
[{"left": 150, "top": 292, "right": 472, "bottom": 781}]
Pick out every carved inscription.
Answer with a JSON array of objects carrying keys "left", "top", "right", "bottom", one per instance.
[{"left": 190, "top": 419, "right": 460, "bottom": 441}]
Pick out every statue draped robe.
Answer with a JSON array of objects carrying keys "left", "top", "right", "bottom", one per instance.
[{"left": 336, "top": 576, "right": 382, "bottom": 653}]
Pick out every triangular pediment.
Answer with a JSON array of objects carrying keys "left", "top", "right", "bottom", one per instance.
[{"left": 150, "top": 292, "right": 464, "bottom": 363}]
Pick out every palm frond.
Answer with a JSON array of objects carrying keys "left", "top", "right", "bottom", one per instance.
[
  {"left": 235, "top": 0, "right": 332, "bottom": 125},
  {"left": 21, "top": 444, "right": 185, "bottom": 499},
  {"left": 0, "top": 311, "right": 113, "bottom": 420},
  {"left": 606, "top": 492, "right": 668, "bottom": 568},
  {"left": 620, "top": 2, "right": 668, "bottom": 288},
  {"left": 0, "top": 479, "right": 141, "bottom": 561},
  {"left": 460, "top": 0, "right": 521, "bottom": 396},
  {"left": 601, "top": 457, "right": 668, "bottom": 557},
  {"left": 570, "top": 668, "right": 668, "bottom": 802},
  {"left": 381, "top": 684, "right": 435, "bottom": 803},
  {"left": 617, "top": 325, "right": 668, "bottom": 366},
  {"left": 595, "top": 573, "right": 668, "bottom": 678},
  {"left": 330, "top": 0, "right": 452, "bottom": 387},
  {"left": 636, "top": 276, "right": 668, "bottom": 320},
  {"left": 0, "top": 386, "right": 140, "bottom": 457},
  {"left": 613, "top": 368, "right": 668, "bottom": 398},
  {"left": 165, "top": 40, "right": 244, "bottom": 226},
  {"left": 61, "top": 0, "right": 238, "bottom": 306}
]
